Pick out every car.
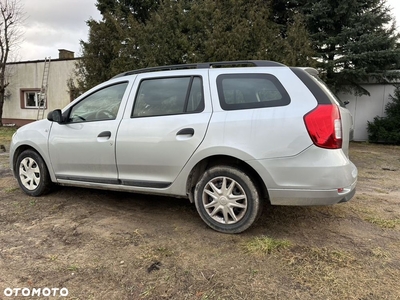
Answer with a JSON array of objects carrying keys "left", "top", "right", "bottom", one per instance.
[{"left": 10, "top": 60, "right": 358, "bottom": 233}]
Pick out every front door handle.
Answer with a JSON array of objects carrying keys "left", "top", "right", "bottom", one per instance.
[
  {"left": 98, "top": 131, "right": 111, "bottom": 138},
  {"left": 176, "top": 128, "right": 194, "bottom": 136}
]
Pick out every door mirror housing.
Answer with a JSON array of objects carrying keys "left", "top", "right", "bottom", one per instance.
[{"left": 47, "top": 109, "right": 63, "bottom": 123}]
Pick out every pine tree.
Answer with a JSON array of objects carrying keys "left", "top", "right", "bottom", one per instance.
[
  {"left": 96, "top": 0, "right": 160, "bottom": 23},
  {"left": 77, "top": 13, "right": 124, "bottom": 91},
  {"left": 274, "top": 0, "right": 400, "bottom": 95},
  {"left": 282, "top": 13, "right": 316, "bottom": 67},
  {"left": 367, "top": 85, "right": 400, "bottom": 144},
  {"left": 76, "top": 0, "right": 316, "bottom": 91}
]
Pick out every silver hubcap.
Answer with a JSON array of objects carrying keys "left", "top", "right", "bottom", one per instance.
[
  {"left": 202, "top": 176, "right": 247, "bottom": 224},
  {"left": 19, "top": 157, "right": 41, "bottom": 191}
]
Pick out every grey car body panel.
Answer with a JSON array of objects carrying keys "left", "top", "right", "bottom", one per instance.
[
  {"left": 9, "top": 120, "right": 55, "bottom": 181},
  {"left": 207, "top": 67, "right": 316, "bottom": 159},
  {"left": 116, "top": 69, "right": 212, "bottom": 185},
  {"left": 10, "top": 63, "right": 357, "bottom": 207},
  {"left": 297, "top": 67, "right": 353, "bottom": 157},
  {"left": 48, "top": 78, "right": 136, "bottom": 182},
  {"left": 48, "top": 119, "right": 121, "bottom": 181}
]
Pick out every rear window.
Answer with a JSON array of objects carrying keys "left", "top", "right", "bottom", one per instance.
[{"left": 217, "top": 74, "right": 290, "bottom": 110}]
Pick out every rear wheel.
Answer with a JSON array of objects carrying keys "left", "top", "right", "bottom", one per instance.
[
  {"left": 16, "top": 150, "right": 52, "bottom": 196},
  {"left": 194, "top": 165, "right": 263, "bottom": 233}
]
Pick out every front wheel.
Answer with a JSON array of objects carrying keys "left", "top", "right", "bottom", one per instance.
[
  {"left": 16, "top": 149, "right": 52, "bottom": 196},
  {"left": 194, "top": 166, "right": 263, "bottom": 233}
]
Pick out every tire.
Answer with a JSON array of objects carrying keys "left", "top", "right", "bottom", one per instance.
[
  {"left": 194, "top": 165, "right": 263, "bottom": 233},
  {"left": 16, "top": 149, "right": 52, "bottom": 197}
]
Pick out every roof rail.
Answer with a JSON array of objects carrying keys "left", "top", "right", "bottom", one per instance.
[{"left": 112, "top": 60, "right": 285, "bottom": 78}]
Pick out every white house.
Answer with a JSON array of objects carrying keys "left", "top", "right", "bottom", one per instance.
[{"left": 2, "top": 49, "right": 77, "bottom": 127}]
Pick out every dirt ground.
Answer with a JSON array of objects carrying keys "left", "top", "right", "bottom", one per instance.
[{"left": 0, "top": 136, "right": 399, "bottom": 299}]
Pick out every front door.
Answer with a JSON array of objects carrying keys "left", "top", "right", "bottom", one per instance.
[{"left": 48, "top": 82, "right": 129, "bottom": 183}]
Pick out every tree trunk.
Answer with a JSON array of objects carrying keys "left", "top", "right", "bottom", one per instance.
[
  {"left": 0, "top": 0, "right": 24, "bottom": 127},
  {"left": 0, "top": 92, "right": 4, "bottom": 127}
]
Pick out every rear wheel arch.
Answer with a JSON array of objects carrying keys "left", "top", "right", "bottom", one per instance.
[
  {"left": 193, "top": 164, "right": 264, "bottom": 233},
  {"left": 186, "top": 155, "right": 269, "bottom": 204}
]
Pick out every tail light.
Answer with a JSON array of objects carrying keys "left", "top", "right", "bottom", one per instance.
[{"left": 304, "top": 104, "right": 342, "bottom": 149}]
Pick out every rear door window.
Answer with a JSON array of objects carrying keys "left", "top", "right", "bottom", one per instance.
[{"left": 132, "top": 76, "right": 204, "bottom": 117}]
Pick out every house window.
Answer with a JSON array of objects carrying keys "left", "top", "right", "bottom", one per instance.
[{"left": 20, "top": 89, "right": 45, "bottom": 109}]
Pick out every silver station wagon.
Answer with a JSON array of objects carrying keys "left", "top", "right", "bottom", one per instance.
[{"left": 10, "top": 61, "right": 358, "bottom": 233}]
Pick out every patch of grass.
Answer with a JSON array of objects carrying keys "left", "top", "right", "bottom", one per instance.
[
  {"left": 283, "top": 247, "right": 360, "bottom": 298},
  {"left": 0, "top": 127, "right": 16, "bottom": 145},
  {"left": 4, "top": 187, "right": 18, "bottom": 193},
  {"left": 243, "top": 236, "right": 291, "bottom": 254},
  {"left": 370, "top": 247, "right": 391, "bottom": 259},
  {"left": 199, "top": 290, "right": 217, "bottom": 300},
  {"left": 140, "top": 285, "right": 155, "bottom": 298},
  {"left": 286, "top": 247, "right": 356, "bottom": 269},
  {"left": 156, "top": 246, "right": 174, "bottom": 257},
  {"left": 365, "top": 217, "right": 400, "bottom": 229},
  {"left": 351, "top": 207, "right": 400, "bottom": 229},
  {"left": 49, "top": 255, "right": 59, "bottom": 261},
  {"left": 373, "top": 188, "right": 389, "bottom": 194},
  {"left": 67, "top": 265, "right": 79, "bottom": 272}
]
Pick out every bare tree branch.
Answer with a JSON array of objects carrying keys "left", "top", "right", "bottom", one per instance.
[{"left": 0, "top": 0, "right": 24, "bottom": 126}]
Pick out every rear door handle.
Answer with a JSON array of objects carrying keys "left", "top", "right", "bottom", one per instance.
[{"left": 176, "top": 128, "right": 194, "bottom": 136}]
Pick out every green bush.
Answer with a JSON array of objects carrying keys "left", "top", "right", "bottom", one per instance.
[{"left": 367, "top": 85, "right": 400, "bottom": 144}]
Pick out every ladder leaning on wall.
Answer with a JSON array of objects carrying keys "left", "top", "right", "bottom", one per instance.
[{"left": 36, "top": 57, "right": 51, "bottom": 120}]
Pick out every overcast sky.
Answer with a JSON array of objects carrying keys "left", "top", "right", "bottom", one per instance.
[
  {"left": 16, "top": 0, "right": 400, "bottom": 62},
  {"left": 18, "top": 0, "right": 101, "bottom": 61}
]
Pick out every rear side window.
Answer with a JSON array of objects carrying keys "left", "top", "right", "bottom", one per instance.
[
  {"left": 132, "top": 76, "right": 204, "bottom": 117},
  {"left": 217, "top": 74, "right": 290, "bottom": 110}
]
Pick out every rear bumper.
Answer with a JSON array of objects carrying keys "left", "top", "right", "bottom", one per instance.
[
  {"left": 268, "top": 179, "right": 357, "bottom": 206},
  {"left": 248, "top": 145, "right": 358, "bottom": 206}
]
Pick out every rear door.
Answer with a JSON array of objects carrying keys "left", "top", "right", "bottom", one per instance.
[{"left": 116, "top": 70, "right": 212, "bottom": 188}]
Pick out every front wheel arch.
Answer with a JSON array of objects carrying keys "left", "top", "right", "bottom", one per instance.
[{"left": 15, "top": 149, "right": 52, "bottom": 196}]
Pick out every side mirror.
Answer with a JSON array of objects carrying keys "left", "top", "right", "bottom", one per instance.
[
  {"left": 47, "top": 109, "right": 63, "bottom": 123},
  {"left": 344, "top": 100, "right": 350, "bottom": 106}
]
